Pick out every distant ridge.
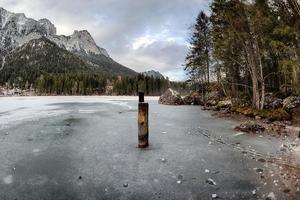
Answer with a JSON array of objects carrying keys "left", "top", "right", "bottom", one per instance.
[{"left": 142, "top": 70, "right": 164, "bottom": 79}]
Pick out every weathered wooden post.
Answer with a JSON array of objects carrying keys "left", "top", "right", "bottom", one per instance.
[{"left": 138, "top": 92, "right": 149, "bottom": 148}]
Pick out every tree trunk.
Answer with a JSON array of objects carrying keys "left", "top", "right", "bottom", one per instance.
[
  {"left": 252, "top": 71, "right": 260, "bottom": 110},
  {"left": 293, "top": 51, "right": 300, "bottom": 94},
  {"left": 216, "top": 61, "right": 221, "bottom": 84},
  {"left": 260, "top": 82, "right": 265, "bottom": 110},
  {"left": 206, "top": 53, "right": 210, "bottom": 85},
  {"left": 245, "top": 44, "right": 260, "bottom": 110},
  {"left": 256, "top": 38, "right": 265, "bottom": 110}
]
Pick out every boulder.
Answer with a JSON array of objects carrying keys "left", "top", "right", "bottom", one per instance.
[
  {"left": 205, "top": 91, "right": 223, "bottom": 106},
  {"left": 217, "top": 100, "right": 232, "bottom": 109},
  {"left": 182, "top": 92, "right": 204, "bottom": 105},
  {"left": 192, "top": 92, "right": 204, "bottom": 105},
  {"left": 264, "top": 93, "right": 283, "bottom": 109},
  {"left": 194, "top": 95, "right": 203, "bottom": 105},
  {"left": 282, "top": 96, "right": 300, "bottom": 124},
  {"left": 234, "top": 121, "right": 265, "bottom": 133},
  {"left": 159, "top": 88, "right": 184, "bottom": 105},
  {"left": 231, "top": 98, "right": 242, "bottom": 107},
  {"left": 206, "top": 99, "right": 218, "bottom": 106},
  {"left": 283, "top": 96, "right": 300, "bottom": 110},
  {"left": 183, "top": 95, "right": 194, "bottom": 105},
  {"left": 206, "top": 91, "right": 222, "bottom": 101}
]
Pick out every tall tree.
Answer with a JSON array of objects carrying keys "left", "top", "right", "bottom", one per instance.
[
  {"left": 211, "top": 0, "right": 245, "bottom": 97},
  {"left": 185, "top": 11, "right": 211, "bottom": 89}
]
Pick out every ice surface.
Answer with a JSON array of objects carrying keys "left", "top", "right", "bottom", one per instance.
[
  {"left": 0, "top": 96, "right": 293, "bottom": 200},
  {"left": 0, "top": 96, "right": 158, "bottom": 130}
]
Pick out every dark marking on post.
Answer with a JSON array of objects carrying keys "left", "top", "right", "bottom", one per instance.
[
  {"left": 139, "top": 92, "right": 144, "bottom": 103},
  {"left": 138, "top": 93, "right": 149, "bottom": 148}
]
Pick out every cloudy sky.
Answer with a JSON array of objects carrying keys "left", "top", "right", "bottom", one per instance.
[{"left": 1, "top": 0, "right": 210, "bottom": 80}]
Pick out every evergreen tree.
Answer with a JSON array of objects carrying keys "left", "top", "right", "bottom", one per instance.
[{"left": 185, "top": 11, "right": 212, "bottom": 89}]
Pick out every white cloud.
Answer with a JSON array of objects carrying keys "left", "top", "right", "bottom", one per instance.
[{"left": 132, "top": 35, "right": 156, "bottom": 50}]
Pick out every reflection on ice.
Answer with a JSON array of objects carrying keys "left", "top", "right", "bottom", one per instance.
[{"left": 78, "top": 109, "right": 99, "bottom": 114}]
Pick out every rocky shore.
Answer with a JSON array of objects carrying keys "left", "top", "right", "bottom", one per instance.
[{"left": 159, "top": 88, "right": 300, "bottom": 139}]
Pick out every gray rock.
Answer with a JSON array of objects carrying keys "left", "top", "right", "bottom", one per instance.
[
  {"left": 206, "top": 91, "right": 221, "bottom": 101},
  {"left": 217, "top": 100, "right": 232, "bottom": 109},
  {"left": 264, "top": 93, "right": 283, "bottom": 109},
  {"left": 234, "top": 121, "right": 265, "bottom": 133},
  {"left": 205, "top": 91, "right": 222, "bottom": 106},
  {"left": 193, "top": 94, "right": 204, "bottom": 105},
  {"left": 183, "top": 95, "right": 194, "bottom": 105},
  {"left": 189, "top": 92, "right": 204, "bottom": 105},
  {"left": 283, "top": 96, "right": 300, "bottom": 110},
  {"left": 158, "top": 88, "right": 184, "bottom": 105}
]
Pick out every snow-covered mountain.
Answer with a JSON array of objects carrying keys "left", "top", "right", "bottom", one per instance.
[
  {"left": 0, "top": 7, "right": 136, "bottom": 76},
  {"left": 0, "top": 7, "right": 106, "bottom": 57},
  {"left": 142, "top": 70, "right": 164, "bottom": 79},
  {"left": 48, "top": 30, "right": 109, "bottom": 57}
]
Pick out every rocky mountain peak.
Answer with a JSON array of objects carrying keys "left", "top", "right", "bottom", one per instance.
[
  {"left": 0, "top": 7, "right": 109, "bottom": 57},
  {"left": 38, "top": 18, "right": 56, "bottom": 35},
  {"left": 0, "top": 7, "right": 9, "bottom": 17},
  {"left": 68, "top": 30, "right": 109, "bottom": 56},
  {"left": 0, "top": 7, "right": 136, "bottom": 77},
  {"left": 72, "top": 30, "right": 92, "bottom": 39}
]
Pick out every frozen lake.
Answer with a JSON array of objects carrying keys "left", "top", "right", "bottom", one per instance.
[{"left": 0, "top": 96, "right": 297, "bottom": 200}]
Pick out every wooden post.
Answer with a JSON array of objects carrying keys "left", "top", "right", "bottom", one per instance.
[
  {"left": 138, "top": 92, "right": 149, "bottom": 148},
  {"left": 139, "top": 92, "right": 144, "bottom": 103}
]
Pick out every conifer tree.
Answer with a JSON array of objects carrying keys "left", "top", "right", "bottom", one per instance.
[{"left": 185, "top": 11, "right": 211, "bottom": 88}]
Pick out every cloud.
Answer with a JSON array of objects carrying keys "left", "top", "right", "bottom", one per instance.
[
  {"left": 1, "top": 0, "right": 210, "bottom": 81},
  {"left": 132, "top": 35, "right": 156, "bottom": 50}
]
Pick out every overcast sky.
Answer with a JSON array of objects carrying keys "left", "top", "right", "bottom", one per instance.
[{"left": 1, "top": 0, "right": 210, "bottom": 81}]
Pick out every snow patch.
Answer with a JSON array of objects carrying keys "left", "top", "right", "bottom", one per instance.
[
  {"left": 33, "top": 149, "right": 41, "bottom": 153},
  {"left": 3, "top": 175, "right": 13, "bottom": 184},
  {"left": 78, "top": 109, "right": 98, "bottom": 114}
]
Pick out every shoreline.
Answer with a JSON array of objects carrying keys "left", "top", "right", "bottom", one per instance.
[
  {"left": 0, "top": 95, "right": 160, "bottom": 100},
  {"left": 204, "top": 105, "right": 300, "bottom": 198},
  {"left": 204, "top": 105, "right": 300, "bottom": 139}
]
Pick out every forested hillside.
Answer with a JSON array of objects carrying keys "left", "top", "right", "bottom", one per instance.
[
  {"left": 0, "top": 37, "right": 178, "bottom": 96},
  {"left": 0, "top": 37, "right": 107, "bottom": 95}
]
